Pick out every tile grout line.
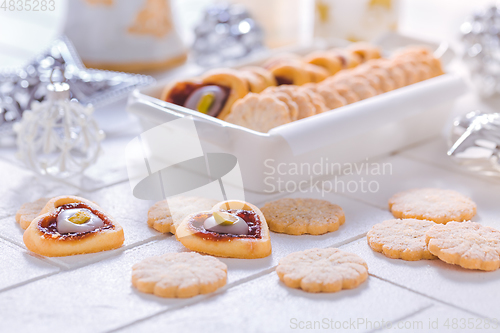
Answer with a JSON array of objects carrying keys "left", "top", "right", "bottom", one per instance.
[
  {"left": 329, "top": 232, "right": 368, "bottom": 249},
  {"left": 369, "top": 303, "right": 435, "bottom": 332},
  {"left": 0, "top": 236, "right": 68, "bottom": 270},
  {"left": 107, "top": 231, "right": 488, "bottom": 333},
  {"left": 43, "top": 233, "right": 170, "bottom": 270},
  {"left": 330, "top": 191, "right": 388, "bottom": 211},
  {"left": 2, "top": 138, "right": 490, "bottom": 329},
  {"left": 389, "top": 136, "right": 439, "bottom": 156},
  {"left": 368, "top": 274, "right": 491, "bottom": 321},
  {"left": 106, "top": 266, "right": 278, "bottom": 333},
  {"left": 0, "top": 271, "right": 61, "bottom": 294},
  {"left": 1, "top": 205, "right": 489, "bottom": 330},
  {"left": 105, "top": 233, "right": 371, "bottom": 333},
  {"left": 400, "top": 153, "right": 500, "bottom": 187},
  {"left": 0, "top": 237, "right": 169, "bottom": 296}
]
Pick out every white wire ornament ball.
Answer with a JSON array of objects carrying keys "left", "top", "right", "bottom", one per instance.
[{"left": 13, "top": 68, "right": 105, "bottom": 179}]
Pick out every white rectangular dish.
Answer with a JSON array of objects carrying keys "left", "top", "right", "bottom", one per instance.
[{"left": 127, "top": 34, "right": 467, "bottom": 193}]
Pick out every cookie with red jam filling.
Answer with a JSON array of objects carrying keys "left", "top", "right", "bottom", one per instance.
[
  {"left": 23, "top": 196, "right": 124, "bottom": 257},
  {"left": 161, "top": 69, "right": 249, "bottom": 120},
  {"left": 175, "top": 200, "right": 272, "bottom": 259}
]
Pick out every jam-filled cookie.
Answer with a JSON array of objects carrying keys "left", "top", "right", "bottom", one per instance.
[
  {"left": 328, "top": 48, "right": 362, "bottom": 69},
  {"left": 304, "top": 51, "right": 343, "bottom": 76},
  {"left": 23, "top": 196, "right": 124, "bottom": 257},
  {"left": 175, "top": 200, "right": 272, "bottom": 259},
  {"left": 346, "top": 42, "right": 382, "bottom": 63},
  {"left": 240, "top": 66, "right": 277, "bottom": 89},
  {"left": 161, "top": 68, "right": 249, "bottom": 120},
  {"left": 147, "top": 196, "right": 219, "bottom": 234}
]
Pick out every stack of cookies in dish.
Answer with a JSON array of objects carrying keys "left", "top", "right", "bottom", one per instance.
[
  {"left": 161, "top": 43, "right": 381, "bottom": 122},
  {"left": 225, "top": 46, "right": 444, "bottom": 132},
  {"left": 161, "top": 43, "right": 444, "bottom": 133}
]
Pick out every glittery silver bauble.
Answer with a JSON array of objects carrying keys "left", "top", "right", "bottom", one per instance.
[
  {"left": 192, "top": 3, "right": 265, "bottom": 67},
  {"left": 448, "top": 111, "right": 500, "bottom": 177},
  {"left": 461, "top": 5, "right": 500, "bottom": 97}
]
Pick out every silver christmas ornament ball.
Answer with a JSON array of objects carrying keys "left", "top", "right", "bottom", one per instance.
[{"left": 192, "top": 3, "right": 265, "bottom": 67}]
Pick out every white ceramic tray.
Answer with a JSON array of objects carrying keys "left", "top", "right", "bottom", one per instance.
[{"left": 127, "top": 34, "right": 467, "bottom": 193}]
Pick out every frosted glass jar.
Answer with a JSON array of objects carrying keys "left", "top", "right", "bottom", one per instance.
[
  {"left": 64, "top": 0, "right": 187, "bottom": 73},
  {"left": 314, "top": 0, "right": 400, "bottom": 42}
]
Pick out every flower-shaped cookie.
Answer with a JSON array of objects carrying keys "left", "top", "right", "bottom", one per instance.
[
  {"left": 225, "top": 93, "right": 292, "bottom": 133},
  {"left": 389, "top": 188, "right": 477, "bottom": 224},
  {"left": 426, "top": 222, "right": 500, "bottom": 271},
  {"left": 132, "top": 252, "right": 227, "bottom": 298},
  {"left": 367, "top": 219, "right": 437, "bottom": 261},
  {"left": 276, "top": 248, "right": 368, "bottom": 293}
]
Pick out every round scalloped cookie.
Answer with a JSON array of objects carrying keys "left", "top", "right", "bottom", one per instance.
[{"left": 389, "top": 188, "right": 477, "bottom": 224}]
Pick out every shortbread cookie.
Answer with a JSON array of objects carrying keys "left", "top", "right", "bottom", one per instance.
[
  {"left": 369, "top": 68, "right": 396, "bottom": 92},
  {"left": 147, "top": 196, "right": 219, "bottom": 234},
  {"left": 16, "top": 197, "right": 52, "bottom": 230},
  {"left": 225, "top": 93, "right": 291, "bottom": 132},
  {"left": 300, "top": 87, "right": 328, "bottom": 114},
  {"left": 261, "top": 198, "right": 345, "bottom": 235},
  {"left": 264, "top": 86, "right": 316, "bottom": 119},
  {"left": 332, "top": 85, "right": 360, "bottom": 104},
  {"left": 351, "top": 72, "right": 383, "bottom": 94},
  {"left": 302, "top": 84, "right": 346, "bottom": 110},
  {"left": 338, "top": 77, "right": 378, "bottom": 100},
  {"left": 389, "top": 188, "right": 477, "bottom": 224},
  {"left": 276, "top": 248, "right": 368, "bottom": 293},
  {"left": 132, "top": 252, "right": 227, "bottom": 298},
  {"left": 426, "top": 222, "right": 500, "bottom": 271},
  {"left": 369, "top": 59, "right": 406, "bottom": 89},
  {"left": 176, "top": 200, "right": 272, "bottom": 259},
  {"left": 391, "top": 60, "right": 419, "bottom": 86},
  {"left": 23, "top": 196, "right": 124, "bottom": 257},
  {"left": 367, "top": 219, "right": 437, "bottom": 261},
  {"left": 262, "top": 91, "right": 299, "bottom": 121}
]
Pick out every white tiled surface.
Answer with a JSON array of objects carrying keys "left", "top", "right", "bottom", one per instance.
[
  {"left": 118, "top": 273, "right": 433, "bottom": 333},
  {"left": 380, "top": 304, "right": 492, "bottom": 333},
  {"left": 343, "top": 238, "right": 500, "bottom": 320},
  {"left": 0, "top": 238, "right": 59, "bottom": 292},
  {"left": 401, "top": 136, "right": 500, "bottom": 186},
  {"left": 3, "top": 3, "right": 500, "bottom": 333},
  {"left": 3, "top": 138, "right": 500, "bottom": 333},
  {"left": 337, "top": 155, "right": 500, "bottom": 230}
]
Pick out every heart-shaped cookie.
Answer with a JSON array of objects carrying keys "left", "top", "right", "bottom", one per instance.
[
  {"left": 175, "top": 200, "right": 272, "bottom": 259},
  {"left": 23, "top": 196, "right": 124, "bottom": 257}
]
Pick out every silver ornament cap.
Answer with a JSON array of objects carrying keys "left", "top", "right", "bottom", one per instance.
[
  {"left": 46, "top": 82, "right": 71, "bottom": 101},
  {"left": 46, "top": 67, "right": 70, "bottom": 101}
]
